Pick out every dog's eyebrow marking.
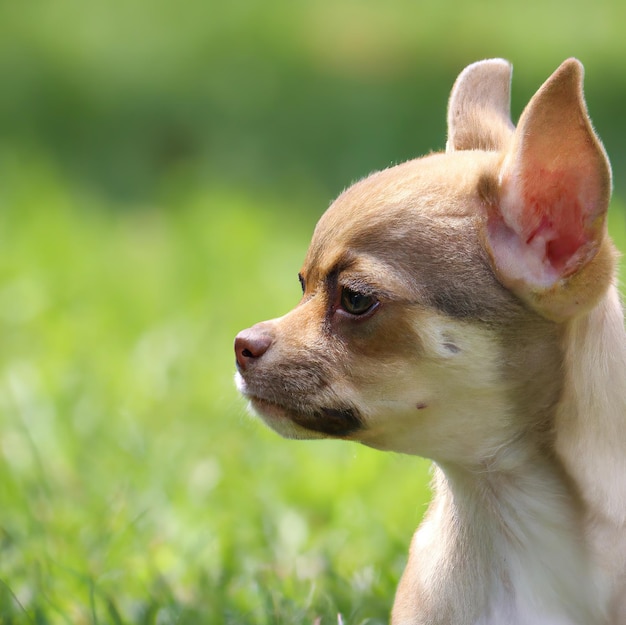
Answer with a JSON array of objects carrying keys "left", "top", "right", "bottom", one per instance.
[
  {"left": 325, "top": 254, "right": 357, "bottom": 279},
  {"left": 324, "top": 252, "right": 412, "bottom": 302}
]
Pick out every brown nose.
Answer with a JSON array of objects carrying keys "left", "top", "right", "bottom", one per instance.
[{"left": 234, "top": 325, "right": 273, "bottom": 371}]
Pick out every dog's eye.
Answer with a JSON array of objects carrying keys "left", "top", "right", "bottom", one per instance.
[{"left": 340, "top": 287, "right": 378, "bottom": 316}]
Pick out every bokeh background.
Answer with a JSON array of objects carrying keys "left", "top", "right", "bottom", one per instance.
[{"left": 0, "top": 1, "right": 624, "bottom": 623}]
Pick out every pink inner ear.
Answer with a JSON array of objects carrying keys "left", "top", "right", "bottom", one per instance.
[
  {"left": 520, "top": 164, "right": 593, "bottom": 274},
  {"left": 501, "top": 156, "right": 603, "bottom": 283}
]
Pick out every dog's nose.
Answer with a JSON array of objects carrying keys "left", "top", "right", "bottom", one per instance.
[{"left": 234, "top": 325, "right": 273, "bottom": 371}]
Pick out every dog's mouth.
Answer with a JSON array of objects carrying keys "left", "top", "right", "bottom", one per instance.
[{"left": 247, "top": 395, "right": 363, "bottom": 438}]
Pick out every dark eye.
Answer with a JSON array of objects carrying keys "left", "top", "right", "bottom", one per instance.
[
  {"left": 298, "top": 273, "right": 305, "bottom": 294},
  {"left": 340, "top": 287, "right": 378, "bottom": 316}
]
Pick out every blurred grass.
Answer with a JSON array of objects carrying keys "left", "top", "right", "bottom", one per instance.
[
  {"left": 0, "top": 0, "right": 624, "bottom": 623},
  {"left": 1, "top": 0, "right": 626, "bottom": 201}
]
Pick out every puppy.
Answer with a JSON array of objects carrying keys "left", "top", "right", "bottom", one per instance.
[{"left": 234, "top": 59, "right": 626, "bottom": 624}]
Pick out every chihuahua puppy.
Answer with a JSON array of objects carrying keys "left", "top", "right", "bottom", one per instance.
[{"left": 234, "top": 59, "right": 626, "bottom": 624}]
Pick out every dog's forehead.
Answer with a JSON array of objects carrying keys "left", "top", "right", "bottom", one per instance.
[
  {"left": 302, "top": 151, "right": 519, "bottom": 320},
  {"left": 306, "top": 152, "right": 497, "bottom": 262}
]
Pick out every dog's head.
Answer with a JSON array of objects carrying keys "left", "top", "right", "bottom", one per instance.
[{"left": 234, "top": 59, "right": 615, "bottom": 463}]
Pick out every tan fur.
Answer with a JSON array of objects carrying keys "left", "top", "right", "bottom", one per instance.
[
  {"left": 234, "top": 59, "right": 625, "bottom": 624},
  {"left": 446, "top": 58, "right": 515, "bottom": 152},
  {"left": 556, "top": 284, "right": 626, "bottom": 621}
]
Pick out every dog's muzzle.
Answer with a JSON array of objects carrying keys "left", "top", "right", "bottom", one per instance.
[{"left": 234, "top": 323, "right": 363, "bottom": 438}]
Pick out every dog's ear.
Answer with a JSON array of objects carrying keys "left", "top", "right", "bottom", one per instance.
[
  {"left": 484, "top": 58, "right": 614, "bottom": 321},
  {"left": 446, "top": 58, "right": 515, "bottom": 152}
]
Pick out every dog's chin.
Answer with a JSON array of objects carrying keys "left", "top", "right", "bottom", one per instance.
[
  {"left": 245, "top": 396, "right": 363, "bottom": 440},
  {"left": 235, "top": 372, "right": 363, "bottom": 439},
  {"left": 246, "top": 397, "right": 325, "bottom": 440}
]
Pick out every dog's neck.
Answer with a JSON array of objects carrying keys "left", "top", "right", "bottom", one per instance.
[
  {"left": 424, "top": 447, "right": 607, "bottom": 625},
  {"left": 556, "top": 283, "right": 626, "bottom": 527},
  {"left": 555, "top": 283, "right": 626, "bottom": 618}
]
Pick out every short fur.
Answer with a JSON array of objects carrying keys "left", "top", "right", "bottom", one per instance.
[{"left": 234, "top": 59, "right": 626, "bottom": 624}]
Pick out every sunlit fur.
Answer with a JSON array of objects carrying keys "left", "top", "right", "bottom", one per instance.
[{"left": 234, "top": 59, "right": 625, "bottom": 624}]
